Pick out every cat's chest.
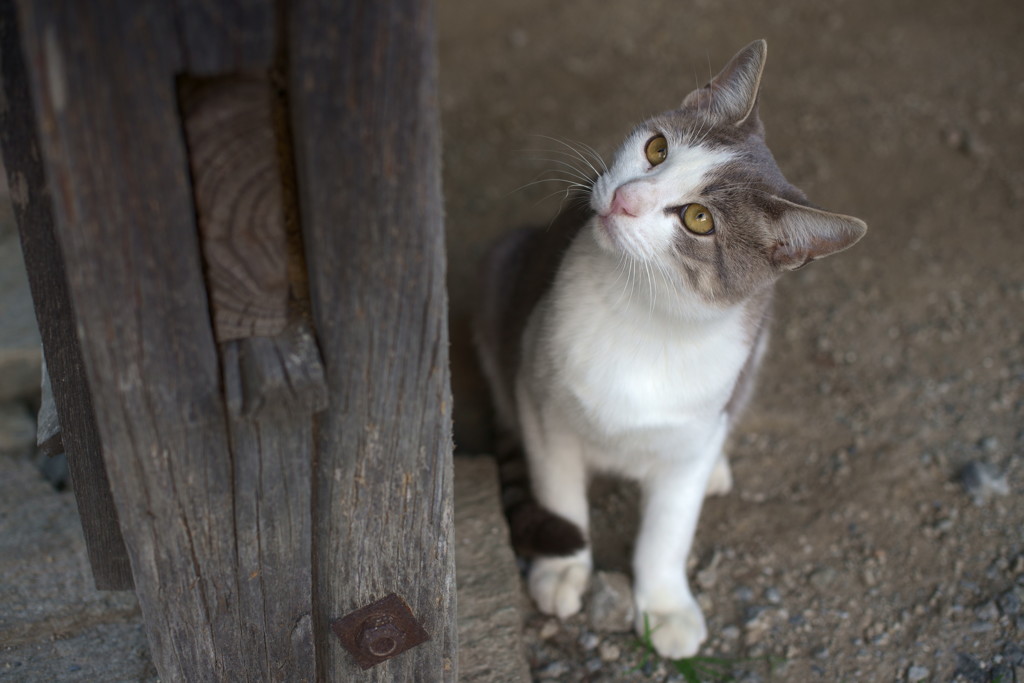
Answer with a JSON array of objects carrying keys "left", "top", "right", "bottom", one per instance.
[{"left": 550, "top": 289, "right": 750, "bottom": 434}]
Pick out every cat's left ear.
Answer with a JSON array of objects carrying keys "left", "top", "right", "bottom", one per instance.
[
  {"left": 682, "top": 39, "right": 767, "bottom": 126},
  {"left": 765, "top": 196, "right": 868, "bottom": 270}
]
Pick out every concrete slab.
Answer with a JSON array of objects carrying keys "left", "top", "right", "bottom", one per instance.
[
  {"left": 454, "top": 455, "right": 531, "bottom": 682},
  {"left": 0, "top": 455, "right": 149, "bottom": 681}
]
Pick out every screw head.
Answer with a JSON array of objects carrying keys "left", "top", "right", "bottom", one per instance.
[
  {"left": 331, "top": 593, "right": 431, "bottom": 669},
  {"left": 358, "top": 615, "right": 405, "bottom": 658}
]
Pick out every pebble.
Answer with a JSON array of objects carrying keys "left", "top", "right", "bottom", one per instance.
[
  {"left": 765, "top": 587, "right": 782, "bottom": 604},
  {"left": 597, "top": 641, "right": 621, "bottom": 662},
  {"left": 696, "top": 550, "right": 721, "bottom": 589},
  {"left": 538, "top": 619, "right": 560, "bottom": 640},
  {"left": 734, "top": 586, "right": 755, "bottom": 602},
  {"left": 578, "top": 631, "right": 599, "bottom": 650},
  {"left": 997, "top": 588, "right": 1022, "bottom": 616},
  {"left": 809, "top": 567, "right": 837, "bottom": 589},
  {"left": 906, "top": 664, "right": 930, "bottom": 682},
  {"left": 959, "top": 461, "right": 1010, "bottom": 504},
  {"left": 586, "top": 571, "right": 635, "bottom": 633},
  {"left": 537, "top": 661, "right": 571, "bottom": 679},
  {"left": 974, "top": 600, "right": 1000, "bottom": 622}
]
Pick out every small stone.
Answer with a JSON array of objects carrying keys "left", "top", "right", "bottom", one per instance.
[
  {"left": 959, "top": 461, "right": 1010, "bottom": 504},
  {"left": 586, "top": 571, "right": 635, "bottom": 634},
  {"left": 998, "top": 588, "right": 1022, "bottom": 616},
  {"left": 954, "top": 653, "right": 987, "bottom": 683},
  {"left": 721, "top": 625, "right": 741, "bottom": 641},
  {"left": 764, "top": 587, "right": 782, "bottom": 604},
  {"left": 809, "top": 567, "right": 837, "bottom": 589},
  {"left": 584, "top": 657, "right": 603, "bottom": 673},
  {"left": 974, "top": 600, "right": 1000, "bottom": 622},
  {"left": 979, "top": 436, "right": 999, "bottom": 452},
  {"left": 696, "top": 550, "right": 721, "bottom": 589},
  {"left": 598, "top": 641, "right": 621, "bottom": 662},
  {"left": 537, "top": 661, "right": 571, "bottom": 679},
  {"left": 578, "top": 631, "right": 600, "bottom": 650},
  {"left": 696, "top": 565, "right": 718, "bottom": 590},
  {"left": 906, "top": 664, "right": 929, "bottom": 682},
  {"left": 734, "top": 586, "right": 755, "bottom": 602},
  {"left": 539, "top": 619, "right": 560, "bottom": 640}
]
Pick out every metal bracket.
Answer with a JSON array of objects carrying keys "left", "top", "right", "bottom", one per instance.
[{"left": 331, "top": 593, "right": 431, "bottom": 669}]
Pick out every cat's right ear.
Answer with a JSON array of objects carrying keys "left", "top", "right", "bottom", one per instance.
[
  {"left": 765, "top": 196, "right": 868, "bottom": 271},
  {"left": 682, "top": 39, "right": 767, "bottom": 127}
]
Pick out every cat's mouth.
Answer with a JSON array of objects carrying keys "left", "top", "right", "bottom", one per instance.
[{"left": 595, "top": 212, "right": 633, "bottom": 256}]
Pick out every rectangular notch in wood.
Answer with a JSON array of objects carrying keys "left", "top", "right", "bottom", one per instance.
[{"left": 180, "top": 75, "right": 326, "bottom": 419}]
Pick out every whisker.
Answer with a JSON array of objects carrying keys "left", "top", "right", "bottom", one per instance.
[
  {"left": 564, "top": 136, "right": 609, "bottom": 174},
  {"left": 529, "top": 134, "right": 605, "bottom": 181},
  {"left": 522, "top": 157, "right": 596, "bottom": 185}
]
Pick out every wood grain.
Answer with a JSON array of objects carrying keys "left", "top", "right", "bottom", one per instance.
[
  {"left": 288, "top": 0, "right": 457, "bottom": 679},
  {"left": 175, "top": 0, "right": 275, "bottom": 75},
  {"left": 0, "top": 1, "right": 133, "bottom": 591},
  {"left": 4, "top": 1, "right": 454, "bottom": 679},
  {"left": 6, "top": 0, "right": 314, "bottom": 679},
  {"left": 181, "top": 76, "right": 290, "bottom": 342}
]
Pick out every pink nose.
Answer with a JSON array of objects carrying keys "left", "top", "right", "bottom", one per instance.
[
  {"left": 606, "top": 184, "right": 650, "bottom": 217},
  {"left": 607, "top": 188, "right": 635, "bottom": 216}
]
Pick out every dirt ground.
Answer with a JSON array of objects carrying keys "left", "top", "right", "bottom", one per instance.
[{"left": 438, "top": 0, "right": 1024, "bottom": 680}]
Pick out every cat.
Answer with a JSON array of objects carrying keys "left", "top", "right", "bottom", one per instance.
[{"left": 474, "top": 39, "right": 866, "bottom": 659}]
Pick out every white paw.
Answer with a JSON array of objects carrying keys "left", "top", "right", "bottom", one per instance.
[
  {"left": 705, "top": 456, "right": 733, "bottom": 497},
  {"left": 529, "top": 553, "right": 591, "bottom": 619},
  {"left": 637, "top": 602, "right": 707, "bottom": 659}
]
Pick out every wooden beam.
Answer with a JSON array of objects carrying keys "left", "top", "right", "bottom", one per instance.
[
  {"left": 0, "top": 0, "right": 133, "bottom": 591},
  {"left": 288, "top": 0, "right": 457, "bottom": 679},
  {"left": 5, "top": 1, "right": 315, "bottom": 679},
  {"left": 175, "top": 0, "right": 275, "bottom": 75}
]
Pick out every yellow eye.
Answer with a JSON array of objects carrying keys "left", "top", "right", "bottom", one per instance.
[
  {"left": 682, "top": 203, "right": 715, "bottom": 234},
  {"left": 644, "top": 134, "right": 668, "bottom": 166}
]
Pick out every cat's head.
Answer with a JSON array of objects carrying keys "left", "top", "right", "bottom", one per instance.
[{"left": 590, "top": 39, "right": 866, "bottom": 307}]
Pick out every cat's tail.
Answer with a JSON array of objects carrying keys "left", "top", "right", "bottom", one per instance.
[{"left": 474, "top": 219, "right": 589, "bottom": 558}]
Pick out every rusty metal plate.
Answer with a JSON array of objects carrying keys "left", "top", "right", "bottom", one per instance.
[{"left": 330, "top": 593, "right": 431, "bottom": 669}]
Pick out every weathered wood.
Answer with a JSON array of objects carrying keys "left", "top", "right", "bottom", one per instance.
[
  {"left": 181, "top": 76, "right": 290, "bottom": 341},
  {"left": 176, "top": 0, "right": 275, "bottom": 75},
  {"left": 0, "top": 1, "right": 133, "bottom": 591},
  {"left": 5, "top": 1, "right": 315, "bottom": 679},
  {"left": 226, "top": 411, "right": 316, "bottom": 679},
  {"left": 230, "top": 317, "right": 328, "bottom": 418},
  {"left": 288, "top": 0, "right": 457, "bottom": 679}
]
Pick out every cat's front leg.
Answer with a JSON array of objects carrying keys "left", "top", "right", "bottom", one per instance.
[
  {"left": 633, "top": 420, "right": 728, "bottom": 658},
  {"left": 517, "top": 387, "right": 593, "bottom": 618}
]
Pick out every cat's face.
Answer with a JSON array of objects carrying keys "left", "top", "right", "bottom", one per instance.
[{"left": 588, "top": 40, "right": 866, "bottom": 307}]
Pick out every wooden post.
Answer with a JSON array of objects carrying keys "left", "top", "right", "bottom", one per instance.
[
  {"left": 288, "top": 1, "right": 456, "bottom": 679},
  {"left": 0, "top": 0, "right": 454, "bottom": 680},
  {"left": 0, "top": 0, "right": 133, "bottom": 591}
]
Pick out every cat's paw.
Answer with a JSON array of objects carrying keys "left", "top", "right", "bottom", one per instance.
[
  {"left": 637, "top": 602, "right": 708, "bottom": 659},
  {"left": 704, "top": 456, "right": 733, "bottom": 497},
  {"left": 529, "top": 553, "right": 592, "bottom": 619}
]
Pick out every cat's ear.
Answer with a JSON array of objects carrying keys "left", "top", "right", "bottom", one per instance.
[
  {"left": 682, "top": 39, "right": 767, "bottom": 127},
  {"left": 765, "top": 196, "right": 867, "bottom": 271}
]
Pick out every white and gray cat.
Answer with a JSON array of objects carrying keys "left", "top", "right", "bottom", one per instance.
[{"left": 475, "top": 40, "right": 866, "bottom": 658}]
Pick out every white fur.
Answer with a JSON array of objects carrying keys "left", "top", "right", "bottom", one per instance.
[{"left": 517, "top": 141, "right": 754, "bottom": 658}]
